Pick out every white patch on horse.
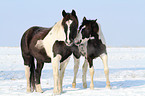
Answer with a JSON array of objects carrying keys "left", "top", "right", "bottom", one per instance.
[
  {"left": 24, "top": 65, "right": 31, "bottom": 92},
  {"left": 81, "top": 25, "right": 86, "bottom": 31},
  {"left": 89, "top": 66, "right": 94, "bottom": 89},
  {"left": 98, "top": 23, "right": 106, "bottom": 45},
  {"left": 35, "top": 40, "right": 43, "bottom": 49},
  {"left": 42, "top": 19, "right": 66, "bottom": 58},
  {"left": 66, "top": 20, "right": 73, "bottom": 44}
]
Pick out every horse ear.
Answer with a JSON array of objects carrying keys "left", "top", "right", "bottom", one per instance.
[
  {"left": 83, "top": 17, "right": 86, "bottom": 21},
  {"left": 93, "top": 19, "right": 97, "bottom": 23},
  {"left": 71, "top": 9, "right": 76, "bottom": 16},
  {"left": 62, "top": 10, "right": 67, "bottom": 17},
  {"left": 94, "top": 19, "right": 97, "bottom": 22}
]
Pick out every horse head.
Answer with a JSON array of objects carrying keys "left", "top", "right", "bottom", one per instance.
[
  {"left": 61, "top": 10, "right": 78, "bottom": 46},
  {"left": 75, "top": 17, "right": 99, "bottom": 45}
]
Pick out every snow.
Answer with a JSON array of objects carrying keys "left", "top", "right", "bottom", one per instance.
[{"left": 0, "top": 47, "right": 145, "bottom": 96}]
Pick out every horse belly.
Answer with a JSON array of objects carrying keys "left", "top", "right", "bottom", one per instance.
[
  {"left": 31, "top": 40, "right": 51, "bottom": 62},
  {"left": 87, "top": 43, "right": 107, "bottom": 58}
]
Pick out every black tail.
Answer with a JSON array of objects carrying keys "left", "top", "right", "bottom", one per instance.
[{"left": 30, "top": 60, "right": 35, "bottom": 91}]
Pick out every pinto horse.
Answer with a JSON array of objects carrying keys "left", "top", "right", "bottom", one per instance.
[
  {"left": 73, "top": 17, "right": 111, "bottom": 89},
  {"left": 21, "top": 10, "right": 81, "bottom": 94}
]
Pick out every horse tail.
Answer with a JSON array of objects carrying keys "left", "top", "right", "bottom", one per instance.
[{"left": 21, "top": 26, "right": 40, "bottom": 92}]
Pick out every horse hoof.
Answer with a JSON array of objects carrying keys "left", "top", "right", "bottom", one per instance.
[
  {"left": 83, "top": 83, "right": 87, "bottom": 88},
  {"left": 106, "top": 85, "right": 111, "bottom": 89},
  {"left": 90, "top": 87, "right": 94, "bottom": 90},
  {"left": 90, "top": 84, "right": 94, "bottom": 90},
  {"left": 36, "top": 89, "right": 43, "bottom": 93},
  {"left": 36, "top": 84, "right": 43, "bottom": 93},
  {"left": 53, "top": 89, "right": 61, "bottom": 95},
  {"left": 72, "top": 83, "right": 76, "bottom": 88},
  {"left": 26, "top": 88, "right": 31, "bottom": 93}
]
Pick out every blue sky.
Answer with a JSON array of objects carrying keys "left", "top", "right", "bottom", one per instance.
[{"left": 0, "top": 0, "right": 145, "bottom": 47}]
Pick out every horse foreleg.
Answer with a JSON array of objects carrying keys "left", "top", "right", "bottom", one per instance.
[
  {"left": 82, "top": 59, "right": 88, "bottom": 88},
  {"left": 88, "top": 58, "right": 94, "bottom": 89},
  {"left": 59, "top": 57, "right": 70, "bottom": 92},
  {"left": 52, "top": 54, "right": 62, "bottom": 94},
  {"left": 89, "top": 67, "right": 94, "bottom": 89},
  {"left": 25, "top": 65, "right": 31, "bottom": 92},
  {"left": 72, "top": 56, "right": 80, "bottom": 88},
  {"left": 100, "top": 54, "right": 111, "bottom": 89}
]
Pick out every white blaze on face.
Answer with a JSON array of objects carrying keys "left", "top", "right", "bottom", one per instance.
[{"left": 66, "top": 20, "right": 73, "bottom": 44}]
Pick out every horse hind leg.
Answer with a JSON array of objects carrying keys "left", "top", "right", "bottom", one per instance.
[
  {"left": 100, "top": 54, "right": 111, "bottom": 89},
  {"left": 24, "top": 65, "right": 31, "bottom": 92},
  {"left": 23, "top": 54, "right": 35, "bottom": 92},
  {"left": 35, "top": 60, "right": 44, "bottom": 93}
]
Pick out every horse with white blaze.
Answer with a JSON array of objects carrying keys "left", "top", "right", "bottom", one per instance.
[
  {"left": 20, "top": 10, "right": 81, "bottom": 94},
  {"left": 73, "top": 17, "right": 111, "bottom": 89}
]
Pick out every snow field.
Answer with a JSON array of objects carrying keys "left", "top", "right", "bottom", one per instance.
[{"left": 0, "top": 47, "right": 145, "bottom": 96}]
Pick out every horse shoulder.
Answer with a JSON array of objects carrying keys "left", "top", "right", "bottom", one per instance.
[{"left": 42, "top": 20, "right": 66, "bottom": 58}]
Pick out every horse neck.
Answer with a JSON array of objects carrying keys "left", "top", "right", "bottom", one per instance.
[
  {"left": 42, "top": 19, "right": 66, "bottom": 58},
  {"left": 44, "top": 19, "right": 66, "bottom": 42}
]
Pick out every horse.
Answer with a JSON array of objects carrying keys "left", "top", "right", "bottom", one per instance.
[
  {"left": 73, "top": 17, "right": 111, "bottom": 89},
  {"left": 20, "top": 10, "right": 81, "bottom": 94}
]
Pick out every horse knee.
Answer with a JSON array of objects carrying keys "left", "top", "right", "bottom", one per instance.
[
  {"left": 89, "top": 67, "right": 94, "bottom": 74},
  {"left": 104, "top": 68, "right": 109, "bottom": 75}
]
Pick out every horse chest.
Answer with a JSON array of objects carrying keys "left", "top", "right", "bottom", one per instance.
[
  {"left": 42, "top": 30, "right": 66, "bottom": 58},
  {"left": 78, "top": 42, "right": 87, "bottom": 57}
]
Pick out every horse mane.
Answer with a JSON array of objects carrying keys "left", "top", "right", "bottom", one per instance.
[
  {"left": 97, "top": 23, "right": 106, "bottom": 45},
  {"left": 51, "top": 20, "right": 63, "bottom": 33}
]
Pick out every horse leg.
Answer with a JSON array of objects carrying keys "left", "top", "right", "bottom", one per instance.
[
  {"left": 82, "top": 59, "right": 88, "bottom": 88},
  {"left": 100, "top": 54, "right": 111, "bottom": 89},
  {"left": 24, "top": 65, "right": 31, "bottom": 92},
  {"left": 52, "top": 54, "right": 62, "bottom": 94},
  {"left": 72, "top": 56, "right": 80, "bottom": 88},
  {"left": 59, "top": 57, "right": 70, "bottom": 92},
  {"left": 88, "top": 57, "right": 94, "bottom": 89},
  {"left": 35, "top": 60, "right": 44, "bottom": 93},
  {"left": 23, "top": 54, "right": 35, "bottom": 92}
]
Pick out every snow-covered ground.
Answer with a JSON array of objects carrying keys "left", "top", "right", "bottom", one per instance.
[{"left": 0, "top": 47, "right": 145, "bottom": 96}]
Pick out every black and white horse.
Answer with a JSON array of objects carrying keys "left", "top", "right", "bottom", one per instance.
[
  {"left": 73, "top": 17, "right": 111, "bottom": 89},
  {"left": 21, "top": 10, "right": 81, "bottom": 94}
]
